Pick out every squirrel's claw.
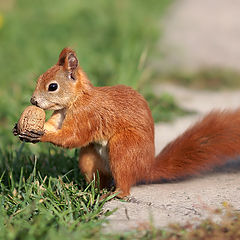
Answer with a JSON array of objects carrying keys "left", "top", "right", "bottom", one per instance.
[
  {"left": 12, "top": 123, "right": 19, "bottom": 136},
  {"left": 26, "top": 130, "right": 44, "bottom": 137},
  {"left": 18, "top": 133, "right": 40, "bottom": 144},
  {"left": 16, "top": 130, "right": 44, "bottom": 144},
  {"left": 19, "top": 135, "right": 39, "bottom": 143}
]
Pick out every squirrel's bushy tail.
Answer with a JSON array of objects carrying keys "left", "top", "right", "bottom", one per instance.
[{"left": 150, "top": 109, "right": 240, "bottom": 181}]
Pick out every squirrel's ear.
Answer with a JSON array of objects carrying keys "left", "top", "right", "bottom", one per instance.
[{"left": 58, "top": 48, "right": 79, "bottom": 73}]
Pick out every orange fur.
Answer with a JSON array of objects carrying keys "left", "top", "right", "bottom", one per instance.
[
  {"left": 150, "top": 110, "right": 240, "bottom": 181},
  {"left": 28, "top": 47, "right": 240, "bottom": 197}
]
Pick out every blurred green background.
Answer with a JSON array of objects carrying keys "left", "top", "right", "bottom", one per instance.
[
  {"left": 0, "top": 1, "right": 184, "bottom": 238},
  {"left": 0, "top": 0, "right": 187, "bottom": 147}
]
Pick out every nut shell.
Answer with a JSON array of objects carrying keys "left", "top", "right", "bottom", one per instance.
[{"left": 17, "top": 106, "right": 45, "bottom": 134}]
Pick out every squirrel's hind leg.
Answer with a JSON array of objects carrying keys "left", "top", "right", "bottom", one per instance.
[
  {"left": 78, "top": 143, "right": 113, "bottom": 189},
  {"left": 108, "top": 131, "right": 154, "bottom": 198}
]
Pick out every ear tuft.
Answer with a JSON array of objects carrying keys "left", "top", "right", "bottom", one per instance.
[{"left": 57, "top": 47, "right": 78, "bottom": 71}]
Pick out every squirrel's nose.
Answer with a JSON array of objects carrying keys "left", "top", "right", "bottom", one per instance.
[{"left": 30, "top": 97, "right": 38, "bottom": 106}]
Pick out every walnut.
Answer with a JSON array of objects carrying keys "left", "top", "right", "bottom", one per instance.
[{"left": 17, "top": 106, "right": 45, "bottom": 134}]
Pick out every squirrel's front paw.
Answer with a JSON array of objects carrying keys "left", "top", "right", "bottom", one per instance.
[
  {"left": 19, "top": 130, "right": 44, "bottom": 143},
  {"left": 12, "top": 123, "right": 20, "bottom": 136},
  {"left": 12, "top": 122, "right": 44, "bottom": 143}
]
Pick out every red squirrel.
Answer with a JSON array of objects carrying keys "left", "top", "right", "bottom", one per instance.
[{"left": 14, "top": 47, "right": 240, "bottom": 198}]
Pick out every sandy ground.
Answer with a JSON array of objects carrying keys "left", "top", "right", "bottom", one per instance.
[
  {"left": 103, "top": 0, "right": 240, "bottom": 232},
  {"left": 103, "top": 84, "right": 240, "bottom": 232}
]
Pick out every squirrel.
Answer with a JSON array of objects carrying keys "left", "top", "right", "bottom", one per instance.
[{"left": 14, "top": 47, "right": 240, "bottom": 198}]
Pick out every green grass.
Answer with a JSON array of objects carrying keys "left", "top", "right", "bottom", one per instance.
[
  {"left": 156, "top": 68, "right": 240, "bottom": 90},
  {"left": 144, "top": 91, "right": 193, "bottom": 122},
  {"left": 0, "top": 143, "right": 117, "bottom": 240}
]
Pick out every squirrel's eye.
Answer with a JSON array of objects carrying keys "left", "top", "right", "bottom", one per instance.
[{"left": 48, "top": 83, "right": 58, "bottom": 92}]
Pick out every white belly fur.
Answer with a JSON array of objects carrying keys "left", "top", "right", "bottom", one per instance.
[{"left": 93, "top": 140, "right": 110, "bottom": 172}]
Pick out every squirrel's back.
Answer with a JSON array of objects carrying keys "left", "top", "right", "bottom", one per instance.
[{"left": 93, "top": 85, "right": 154, "bottom": 138}]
